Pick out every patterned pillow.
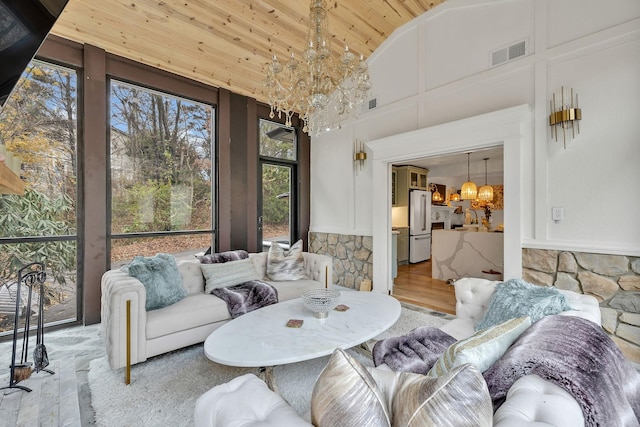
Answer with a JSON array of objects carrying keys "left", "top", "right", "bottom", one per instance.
[
  {"left": 200, "top": 258, "right": 260, "bottom": 293},
  {"left": 311, "top": 349, "right": 391, "bottom": 427},
  {"left": 428, "top": 316, "right": 531, "bottom": 378},
  {"left": 198, "top": 249, "right": 249, "bottom": 264},
  {"left": 266, "top": 239, "right": 306, "bottom": 281},
  {"left": 127, "top": 253, "right": 187, "bottom": 311},
  {"left": 312, "top": 349, "right": 493, "bottom": 427},
  {"left": 388, "top": 364, "right": 493, "bottom": 427}
]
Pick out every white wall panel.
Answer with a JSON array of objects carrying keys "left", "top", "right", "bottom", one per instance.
[
  {"left": 546, "top": 38, "right": 640, "bottom": 249},
  {"left": 368, "top": 25, "right": 420, "bottom": 107},
  {"left": 424, "top": 0, "right": 533, "bottom": 90},
  {"left": 420, "top": 66, "right": 534, "bottom": 129},
  {"left": 547, "top": 0, "right": 640, "bottom": 48}
]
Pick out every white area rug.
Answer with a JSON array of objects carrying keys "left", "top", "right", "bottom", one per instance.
[{"left": 89, "top": 305, "right": 451, "bottom": 427}]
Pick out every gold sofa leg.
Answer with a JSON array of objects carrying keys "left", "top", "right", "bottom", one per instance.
[{"left": 125, "top": 299, "right": 131, "bottom": 385}]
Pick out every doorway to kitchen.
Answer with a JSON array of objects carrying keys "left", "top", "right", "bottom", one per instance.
[
  {"left": 369, "top": 105, "right": 531, "bottom": 296},
  {"left": 389, "top": 148, "right": 504, "bottom": 313}
]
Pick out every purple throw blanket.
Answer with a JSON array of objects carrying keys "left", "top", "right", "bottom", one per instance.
[
  {"left": 372, "top": 326, "right": 456, "bottom": 374},
  {"left": 483, "top": 315, "right": 640, "bottom": 427},
  {"left": 210, "top": 280, "right": 278, "bottom": 319}
]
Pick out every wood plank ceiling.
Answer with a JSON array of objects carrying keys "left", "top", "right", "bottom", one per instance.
[{"left": 50, "top": 0, "right": 444, "bottom": 105}]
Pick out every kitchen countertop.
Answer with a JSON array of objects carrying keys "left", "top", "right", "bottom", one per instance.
[{"left": 431, "top": 229, "right": 503, "bottom": 281}]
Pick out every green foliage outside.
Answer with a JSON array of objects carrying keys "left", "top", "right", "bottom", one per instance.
[
  {"left": 259, "top": 120, "right": 295, "bottom": 230},
  {"left": 0, "top": 62, "right": 78, "bottom": 313},
  {"left": 110, "top": 81, "right": 213, "bottom": 235},
  {"left": 0, "top": 189, "right": 76, "bottom": 302},
  {"left": 261, "top": 164, "right": 290, "bottom": 228}
]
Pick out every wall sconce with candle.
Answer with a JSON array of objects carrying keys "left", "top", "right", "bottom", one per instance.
[
  {"left": 549, "top": 86, "right": 582, "bottom": 149},
  {"left": 353, "top": 139, "right": 367, "bottom": 174}
]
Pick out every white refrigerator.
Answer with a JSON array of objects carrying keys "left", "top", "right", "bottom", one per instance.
[{"left": 409, "top": 190, "right": 432, "bottom": 263}]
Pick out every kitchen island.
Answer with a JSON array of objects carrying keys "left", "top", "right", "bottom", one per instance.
[{"left": 431, "top": 229, "right": 503, "bottom": 281}]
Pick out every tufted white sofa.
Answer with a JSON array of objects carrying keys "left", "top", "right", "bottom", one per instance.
[
  {"left": 194, "top": 277, "right": 602, "bottom": 427},
  {"left": 101, "top": 251, "right": 332, "bottom": 370},
  {"left": 440, "top": 277, "right": 601, "bottom": 427}
]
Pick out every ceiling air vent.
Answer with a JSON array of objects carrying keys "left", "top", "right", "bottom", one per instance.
[{"left": 491, "top": 40, "right": 527, "bottom": 67}]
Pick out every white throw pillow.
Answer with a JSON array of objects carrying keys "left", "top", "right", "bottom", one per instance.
[
  {"left": 428, "top": 316, "right": 531, "bottom": 377},
  {"left": 266, "top": 239, "right": 306, "bottom": 281},
  {"left": 200, "top": 258, "right": 260, "bottom": 293}
]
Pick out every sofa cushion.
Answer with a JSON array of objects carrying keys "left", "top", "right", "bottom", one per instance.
[
  {"left": 267, "top": 240, "right": 306, "bottom": 281},
  {"left": 128, "top": 253, "right": 187, "bottom": 311},
  {"left": 178, "top": 260, "right": 207, "bottom": 295},
  {"left": 311, "top": 348, "right": 391, "bottom": 427},
  {"left": 476, "top": 279, "right": 571, "bottom": 330},
  {"left": 201, "top": 258, "right": 260, "bottom": 293},
  {"left": 146, "top": 293, "right": 230, "bottom": 339},
  {"left": 264, "top": 279, "right": 319, "bottom": 301},
  {"left": 428, "top": 316, "right": 531, "bottom": 378}
]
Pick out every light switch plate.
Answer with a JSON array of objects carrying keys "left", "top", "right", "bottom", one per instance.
[{"left": 552, "top": 206, "right": 564, "bottom": 221}]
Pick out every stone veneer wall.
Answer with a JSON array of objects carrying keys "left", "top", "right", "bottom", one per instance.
[
  {"left": 307, "top": 234, "right": 639, "bottom": 363},
  {"left": 308, "top": 232, "right": 372, "bottom": 290},
  {"left": 523, "top": 249, "right": 640, "bottom": 364}
]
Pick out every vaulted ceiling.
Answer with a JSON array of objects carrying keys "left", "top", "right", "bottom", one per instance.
[{"left": 50, "top": 0, "right": 444, "bottom": 105}]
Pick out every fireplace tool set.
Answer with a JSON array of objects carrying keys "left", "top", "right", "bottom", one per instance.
[{"left": 1, "top": 262, "right": 54, "bottom": 393}]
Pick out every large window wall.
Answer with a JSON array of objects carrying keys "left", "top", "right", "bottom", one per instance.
[
  {"left": 109, "top": 80, "right": 215, "bottom": 266},
  {"left": 0, "top": 61, "right": 79, "bottom": 334},
  {"left": 0, "top": 35, "right": 310, "bottom": 327}
]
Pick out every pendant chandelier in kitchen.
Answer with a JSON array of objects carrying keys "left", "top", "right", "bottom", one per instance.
[
  {"left": 478, "top": 158, "right": 494, "bottom": 202},
  {"left": 461, "top": 152, "right": 477, "bottom": 200}
]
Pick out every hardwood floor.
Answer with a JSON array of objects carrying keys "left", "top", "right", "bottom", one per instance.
[{"left": 392, "top": 260, "right": 456, "bottom": 315}]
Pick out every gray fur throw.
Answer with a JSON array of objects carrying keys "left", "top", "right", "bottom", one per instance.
[
  {"left": 483, "top": 315, "right": 640, "bottom": 427},
  {"left": 198, "top": 249, "right": 249, "bottom": 264},
  {"left": 210, "top": 280, "right": 278, "bottom": 318},
  {"left": 372, "top": 326, "right": 456, "bottom": 374}
]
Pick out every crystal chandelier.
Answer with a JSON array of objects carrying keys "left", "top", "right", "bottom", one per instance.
[{"left": 263, "top": 0, "right": 372, "bottom": 136}]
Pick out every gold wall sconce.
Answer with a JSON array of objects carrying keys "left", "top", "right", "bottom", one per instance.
[
  {"left": 549, "top": 86, "right": 582, "bottom": 148},
  {"left": 354, "top": 139, "right": 367, "bottom": 174}
]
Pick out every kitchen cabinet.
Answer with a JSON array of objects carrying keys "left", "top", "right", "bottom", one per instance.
[
  {"left": 407, "top": 166, "right": 428, "bottom": 190},
  {"left": 396, "top": 227, "right": 409, "bottom": 264},
  {"left": 394, "top": 166, "right": 429, "bottom": 199}
]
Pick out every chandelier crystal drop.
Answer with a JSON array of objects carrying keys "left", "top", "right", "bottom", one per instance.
[{"left": 263, "top": 0, "right": 371, "bottom": 136}]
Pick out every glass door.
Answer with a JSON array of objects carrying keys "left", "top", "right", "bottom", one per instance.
[
  {"left": 258, "top": 119, "right": 297, "bottom": 252},
  {"left": 259, "top": 163, "right": 293, "bottom": 251}
]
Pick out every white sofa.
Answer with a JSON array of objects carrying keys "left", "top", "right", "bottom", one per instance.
[
  {"left": 194, "top": 277, "right": 603, "bottom": 427},
  {"left": 101, "top": 251, "right": 332, "bottom": 370},
  {"left": 440, "top": 277, "right": 601, "bottom": 427}
]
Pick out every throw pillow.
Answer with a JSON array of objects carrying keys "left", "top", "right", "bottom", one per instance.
[
  {"left": 311, "top": 349, "right": 391, "bottom": 427},
  {"left": 200, "top": 258, "right": 260, "bottom": 293},
  {"left": 388, "top": 364, "right": 493, "bottom": 427},
  {"left": 266, "top": 239, "right": 306, "bottom": 281},
  {"left": 127, "top": 253, "right": 187, "bottom": 311},
  {"left": 198, "top": 249, "right": 249, "bottom": 264},
  {"left": 427, "top": 316, "right": 531, "bottom": 378},
  {"left": 475, "top": 279, "right": 571, "bottom": 330}
]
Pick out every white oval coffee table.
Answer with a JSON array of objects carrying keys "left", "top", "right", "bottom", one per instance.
[{"left": 204, "top": 290, "right": 401, "bottom": 368}]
